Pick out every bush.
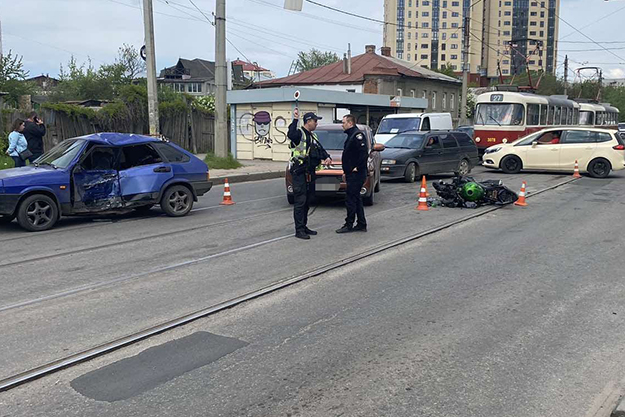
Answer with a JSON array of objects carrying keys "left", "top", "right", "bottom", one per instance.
[
  {"left": 204, "top": 152, "right": 243, "bottom": 170},
  {"left": 0, "top": 154, "right": 15, "bottom": 170}
]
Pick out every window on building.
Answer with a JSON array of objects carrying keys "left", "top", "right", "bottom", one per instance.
[
  {"left": 443, "top": 11, "right": 447, "bottom": 18},
  {"left": 421, "top": 54, "right": 429, "bottom": 59},
  {"left": 422, "top": 32, "right": 429, "bottom": 38},
  {"left": 442, "top": 33, "right": 447, "bottom": 40},
  {"left": 422, "top": 90, "right": 427, "bottom": 99},
  {"left": 421, "top": 43, "right": 429, "bottom": 48},
  {"left": 442, "top": 22, "right": 448, "bottom": 29},
  {"left": 504, "top": 1, "right": 511, "bottom": 5},
  {"left": 408, "top": 11, "right": 412, "bottom": 18},
  {"left": 531, "top": 11, "right": 537, "bottom": 16},
  {"left": 540, "top": 21, "right": 545, "bottom": 27},
  {"left": 451, "top": 33, "right": 458, "bottom": 38},
  {"left": 411, "top": 89, "right": 416, "bottom": 97},
  {"left": 502, "top": 69, "right": 509, "bottom": 74},
  {"left": 452, "top": 12, "right": 459, "bottom": 17},
  {"left": 407, "top": 54, "right": 411, "bottom": 61},
  {"left": 451, "top": 44, "right": 458, "bottom": 49},
  {"left": 503, "top": 60, "right": 509, "bottom": 64},
  {"left": 441, "top": 44, "right": 447, "bottom": 51},
  {"left": 541, "top": 11, "right": 545, "bottom": 18},
  {"left": 530, "top": 31, "right": 536, "bottom": 36},
  {"left": 408, "top": 32, "right": 412, "bottom": 39},
  {"left": 504, "top": 21, "right": 511, "bottom": 26},
  {"left": 530, "top": 21, "right": 537, "bottom": 26},
  {"left": 531, "top": 1, "right": 538, "bottom": 6},
  {"left": 443, "top": 0, "right": 447, "bottom": 7},
  {"left": 422, "top": 22, "right": 429, "bottom": 28},
  {"left": 408, "top": 22, "right": 412, "bottom": 28},
  {"left": 408, "top": 43, "right": 412, "bottom": 51},
  {"left": 442, "top": 92, "right": 447, "bottom": 110},
  {"left": 540, "top": 31, "right": 544, "bottom": 37},
  {"left": 450, "top": 94, "right": 455, "bottom": 110},
  {"left": 452, "top": 1, "right": 459, "bottom": 5},
  {"left": 504, "top": 11, "right": 511, "bottom": 16},
  {"left": 452, "top": 64, "right": 458, "bottom": 70},
  {"left": 422, "top": 11, "right": 429, "bottom": 17},
  {"left": 529, "top": 60, "right": 536, "bottom": 65},
  {"left": 397, "top": 88, "right": 403, "bottom": 97},
  {"left": 441, "top": 54, "right": 446, "bottom": 60},
  {"left": 432, "top": 92, "right": 437, "bottom": 109},
  {"left": 503, "top": 31, "right": 511, "bottom": 36},
  {"left": 451, "top": 22, "right": 458, "bottom": 28},
  {"left": 409, "top": 0, "right": 412, "bottom": 5},
  {"left": 451, "top": 54, "right": 458, "bottom": 59},
  {"left": 538, "top": 59, "right": 543, "bottom": 66},
  {"left": 423, "top": 0, "right": 430, "bottom": 4}
]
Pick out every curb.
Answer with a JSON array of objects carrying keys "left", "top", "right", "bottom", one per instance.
[
  {"left": 612, "top": 396, "right": 625, "bottom": 416},
  {"left": 211, "top": 171, "right": 285, "bottom": 185}
]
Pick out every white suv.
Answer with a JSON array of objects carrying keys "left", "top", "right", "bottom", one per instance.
[{"left": 482, "top": 127, "right": 625, "bottom": 178}]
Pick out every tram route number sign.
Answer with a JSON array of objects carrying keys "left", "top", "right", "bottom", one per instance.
[{"left": 490, "top": 94, "right": 504, "bottom": 102}]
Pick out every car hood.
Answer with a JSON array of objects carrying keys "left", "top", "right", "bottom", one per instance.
[
  {"left": 380, "top": 148, "right": 416, "bottom": 160},
  {"left": 0, "top": 165, "right": 57, "bottom": 181}
]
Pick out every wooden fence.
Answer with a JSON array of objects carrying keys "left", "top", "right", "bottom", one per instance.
[{"left": 0, "top": 108, "right": 223, "bottom": 154}]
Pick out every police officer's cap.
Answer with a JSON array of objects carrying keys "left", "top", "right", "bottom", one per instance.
[{"left": 303, "top": 112, "right": 322, "bottom": 123}]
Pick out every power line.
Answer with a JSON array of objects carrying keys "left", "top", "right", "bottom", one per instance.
[{"left": 559, "top": 4, "right": 625, "bottom": 41}]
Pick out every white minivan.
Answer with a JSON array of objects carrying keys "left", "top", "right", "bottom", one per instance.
[{"left": 375, "top": 113, "right": 454, "bottom": 144}]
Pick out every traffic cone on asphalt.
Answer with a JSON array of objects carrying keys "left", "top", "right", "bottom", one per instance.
[
  {"left": 573, "top": 160, "right": 582, "bottom": 178},
  {"left": 417, "top": 176, "right": 429, "bottom": 211},
  {"left": 423, "top": 175, "right": 430, "bottom": 197},
  {"left": 220, "top": 178, "right": 235, "bottom": 205},
  {"left": 514, "top": 181, "right": 528, "bottom": 207}
]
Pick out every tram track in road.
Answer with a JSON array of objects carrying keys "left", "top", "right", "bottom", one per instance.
[
  {"left": 0, "top": 176, "right": 579, "bottom": 393},
  {"left": 0, "top": 193, "right": 285, "bottom": 244}
]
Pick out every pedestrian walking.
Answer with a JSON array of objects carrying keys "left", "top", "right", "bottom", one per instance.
[
  {"left": 23, "top": 112, "right": 46, "bottom": 163},
  {"left": 5, "top": 119, "right": 29, "bottom": 168},
  {"left": 336, "top": 114, "right": 368, "bottom": 233},
  {"left": 288, "top": 109, "right": 332, "bottom": 240}
]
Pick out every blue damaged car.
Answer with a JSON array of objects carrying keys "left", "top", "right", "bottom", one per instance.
[{"left": 0, "top": 133, "right": 212, "bottom": 232}]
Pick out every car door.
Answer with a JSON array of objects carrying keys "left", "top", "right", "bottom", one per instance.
[
  {"left": 559, "top": 130, "right": 600, "bottom": 170},
  {"left": 523, "top": 130, "right": 562, "bottom": 170},
  {"left": 440, "top": 133, "right": 461, "bottom": 171},
  {"left": 118, "top": 143, "right": 173, "bottom": 205},
  {"left": 72, "top": 145, "right": 122, "bottom": 213},
  {"left": 420, "top": 134, "right": 444, "bottom": 174}
]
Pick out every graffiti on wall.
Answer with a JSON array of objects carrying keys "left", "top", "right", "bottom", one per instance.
[{"left": 238, "top": 111, "right": 288, "bottom": 149}]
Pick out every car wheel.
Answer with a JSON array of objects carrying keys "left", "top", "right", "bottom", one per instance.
[
  {"left": 287, "top": 194, "right": 295, "bottom": 204},
  {"left": 455, "top": 159, "right": 471, "bottom": 176},
  {"left": 587, "top": 158, "right": 611, "bottom": 178},
  {"left": 500, "top": 155, "right": 523, "bottom": 174},
  {"left": 17, "top": 194, "right": 59, "bottom": 232},
  {"left": 0, "top": 214, "right": 15, "bottom": 224},
  {"left": 161, "top": 185, "right": 194, "bottom": 217},
  {"left": 363, "top": 188, "right": 374, "bottom": 206},
  {"left": 404, "top": 163, "right": 417, "bottom": 183}
]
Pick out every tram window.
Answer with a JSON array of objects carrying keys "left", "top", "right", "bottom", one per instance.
[
  {"left": 574, "top": 109, "right": 579, "bottom": 125},
  {"left": 567, "top": 108, "right": 573, "bottom": 125},
  {"left": 579, "top": 111, "right": 594, "bottom": 125},
  {"left": 597, "top": 112, "right": 604, "bottom": 125},
  {"left": 554, "top": 107, "right": 562, "bottom": 125},
  {"left": 548, "top": 106, "right": 554, "bottom": 125},
  {"left": 527, "top": 104, "right": 540, "bottom": 126},
  {"left": 540, "top": 105, "right": 548, "bottom": 125}
]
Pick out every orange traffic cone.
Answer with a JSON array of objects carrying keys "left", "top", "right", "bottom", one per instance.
[
  {"left": 423, "top": 175, "right": 430, "bottom": 197},
  {"left": 573, "top": 160, "right": 582, "bottom": 178},
  {"left": 417, "top": 176, "right": 429, "bottom": 211},
  {"left": 220, "top": 178, "right": 235, "bottom": 205},
  {"left": 514, "top": 181, "right": 528, "bottom": 207}
]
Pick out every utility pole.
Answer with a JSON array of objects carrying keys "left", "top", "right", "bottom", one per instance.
[
  {"left": 142, "top": 0, "right": 160, "bottom": 136},
  {"left": 563, "top": 55, "right": 568, "bottom": 96},
  {"left": 0, "top": 15, "right": 4, "bottom": 58},
  {"left": 460, "top": 15, "right": 470, "bottom": 125},
  {"left": 597, "top": 69, "right": 603, "bottom": 101},
  {"left": 215, "top": 0, "right": 228, "bottom": 158}
]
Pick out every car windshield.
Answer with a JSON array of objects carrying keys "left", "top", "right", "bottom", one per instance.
[
  {"left": 385, "top": 134, "right": 426, "bottom": 149},
  {"left": 579, "top": 111, "right": 595, "bottom": 125},
  {"left": 475, "top": 103, "right": 525, "bottom": 126},
  {"left": 314, "top": 130, "right": 348, "bottom": 150},
  {"left": 377, "top": 117, "right": 421, "bottom": 134},
  {"left": 36, "top": 139, "right": 87, "bottom": 169}
]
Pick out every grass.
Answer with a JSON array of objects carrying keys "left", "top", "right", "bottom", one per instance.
[
  {"left": 204, "top": 152, "right": 243, "bottom": 170},
  {"left": 0, "top": 154, "right": 15, "bottom": 170}
]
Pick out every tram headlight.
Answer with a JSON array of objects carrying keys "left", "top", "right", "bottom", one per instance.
[
  {"left": 475, "top": 137, "right": 481, "bottom": 143},
  {"left": 502, "top": 138, "right": 509, "bottom": 144}
]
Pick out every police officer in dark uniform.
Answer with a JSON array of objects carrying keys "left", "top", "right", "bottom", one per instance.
[
  {"left": 288, "top": 109, "right": 332, "bottom": 240},
  {"left": 336, "top": 114, "right": 369, "bottom": 233}
]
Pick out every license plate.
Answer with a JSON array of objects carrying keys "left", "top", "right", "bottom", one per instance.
[{"left": 317, "top": 183, "right": 339, "bottom": 191}]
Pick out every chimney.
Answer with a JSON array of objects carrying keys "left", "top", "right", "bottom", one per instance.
[
  {"left": 343, "top": 53, "right": 348, "bottom": 74},
  {"left": 381, "top": 47, "right": 392, "bottom": 57},
  {"left": 365, "top": 45, "right": 376, "bottom": 54}
]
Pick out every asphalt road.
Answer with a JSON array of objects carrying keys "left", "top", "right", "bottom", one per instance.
[{"left": 1, "top": 167, "right": 624, "bottom": 416}]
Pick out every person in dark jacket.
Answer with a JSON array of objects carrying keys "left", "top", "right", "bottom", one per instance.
[
  {"left": 288, "top": 109, "right": 332, "bottom": 240},
  {"left": 336, "top": 114, "right": 369, "bottom": 233},
  {"left": 23, "top": 112, "right": 46, "bottom": 163}
]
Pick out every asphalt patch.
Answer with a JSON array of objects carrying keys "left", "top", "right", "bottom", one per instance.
[{"left": 71, "top": 331, "right": 248, "bottom": 402}]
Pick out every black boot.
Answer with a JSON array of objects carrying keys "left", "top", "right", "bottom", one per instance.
[
  {"left": 353, "top": 224, "right": 367, "bottom": 232},
  {"left": 335, "top": 224, "right": 353, "bottom": 234},
  {"left": 304, "top": 227, "right": 318, "bottom": 235},
  {"left": 295, "top": 231, "right": 311, "bottom": 240}
]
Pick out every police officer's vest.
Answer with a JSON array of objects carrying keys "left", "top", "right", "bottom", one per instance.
[{"left": 290, "top": 126, "right": 324, "bottom": 171}]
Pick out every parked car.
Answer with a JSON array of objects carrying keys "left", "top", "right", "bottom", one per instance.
[
  {"left": 285, "top": 124, "right": 384, "bottom": 206},
  {"left": 482, "top": 127, "right": 625, "bottom": 178},
  {"left": 374, "top": 113, "right": 454, "bottom": 144},
  {"left": 618, "top": 123, "right": 625, "bottom": 133},
  {"left": 0, "top": 133, "right": 212, "bottom": 231},
  {"left": 379, "top": 130, "right": 480, "bottom": 182}
]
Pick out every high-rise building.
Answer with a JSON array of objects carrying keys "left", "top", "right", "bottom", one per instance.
[{"left": 383, "top": 0, "right": 560, "bottom": 85}]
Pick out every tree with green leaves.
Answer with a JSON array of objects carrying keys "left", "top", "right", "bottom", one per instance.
[
  {"left": 0, "top": 50, "right": 35, "bottom": 107},
  {"left": 434, "top": 64, "right": 457, "bottom": 78},
  {"left": 294, "top": 49, "right": 340, "bottom": 72}
]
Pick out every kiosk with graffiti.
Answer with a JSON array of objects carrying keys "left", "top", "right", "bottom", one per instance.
[{"left": 238, "top": 110, "right": 288, "bottom": 149}]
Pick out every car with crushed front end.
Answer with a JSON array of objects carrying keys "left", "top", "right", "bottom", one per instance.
[
  {"left": 482, "top": 127, "right": 625, "bottom": 178},
  {"left": 0, "top": 133, "right": 212, "bottom": 232},
  {"left": 379, "top": 130, "right": 480, "bottom": 182},
  {"left": 285, "top": 124, "right": 385, "bottom": 206}
]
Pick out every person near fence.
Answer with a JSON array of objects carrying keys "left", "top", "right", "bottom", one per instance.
[
  {"left": 23, "top": 112, "right": 46, "bottom": 163},
  {"left": 5, "top": 119, "right": 28, "bottom": 168}
]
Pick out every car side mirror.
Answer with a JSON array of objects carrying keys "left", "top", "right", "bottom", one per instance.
[
  {"left": 372, "top": 143, "right": 385, "bottom": 152},
  {"left": 531, "top": 141, "right": 538, "bottom": 147}
]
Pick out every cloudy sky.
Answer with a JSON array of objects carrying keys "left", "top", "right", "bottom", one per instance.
[{"left": 1, "top": 0, "right": 624, "bottom": 81}]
